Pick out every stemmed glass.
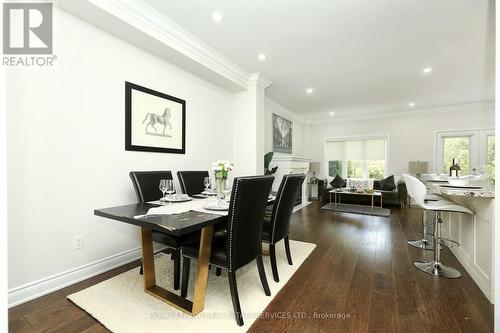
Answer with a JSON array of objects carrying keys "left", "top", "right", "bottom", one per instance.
[
  {"left": 165, "top": 179, "right": 175, "bottom": 204},
  {"left": 203, "top": 177, "right": 211, "bottom": 193},
  {"left": 159, "top": 179, "right": 168, "bottom": 201},
  {"left": 222, "top": 180, "right": 232, "bottom": 206}
]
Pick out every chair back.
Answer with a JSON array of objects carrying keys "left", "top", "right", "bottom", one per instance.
[
  {"left": 177, "top": 171, "right": 209, "bottom": 196},
  {"left": 129, "top": 171, "right": 173, "bottom": 203},
  {"left": 402, "top": 174, "right": 427, "bottom": 206},
  {"left": 268, "top": 174, "right": 306, "bottom": 243},
  {"left": 226, "top": 175, "right": 274, "bottom": 272}
]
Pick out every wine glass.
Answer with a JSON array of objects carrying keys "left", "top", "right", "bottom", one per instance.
[
  {"left": 203, "top": 177, "right": 211, "bottom": 192},
  {"left": 165, "top": 180, "right": 175, "bottom": 203},
  {"left": 223, "top": 180, "right": 232, "bottom": 203},
  {"left": 159, "top": 179, "right": 168, "bottom": 200}
]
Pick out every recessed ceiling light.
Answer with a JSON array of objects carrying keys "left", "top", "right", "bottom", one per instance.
[
  {"left": 422, "top": 67, "right": 433, "bottom": 74},
  {"left": 257, "top": 53, "right": 266, "bottom": 61},
  {"left": 306, "top": 88, "right": 314, "bottom": 94},
  {"left": 329, "top": 111, "right": 335, "bottom": 116},
  {"left": 211, "top": 11, "right": 223, "bottom": 22},
  {"left": 409, "top": 102, "right": 416, "bottom": 107}
]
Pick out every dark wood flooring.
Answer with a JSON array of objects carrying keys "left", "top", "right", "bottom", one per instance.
[{"left": 9, "top": 202, "right": 494, "bottom": 332}]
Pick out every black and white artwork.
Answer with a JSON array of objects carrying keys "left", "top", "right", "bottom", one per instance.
[
  {"left": 125, "top": 82, "right": 186, "bottom": 154},
  {"left": 272, "top": 113, "right": 292, "bottom": 154}
]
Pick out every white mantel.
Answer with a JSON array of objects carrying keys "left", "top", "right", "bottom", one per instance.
[{"left": 270, "top": 156, "right": 312, "bottom": 206}]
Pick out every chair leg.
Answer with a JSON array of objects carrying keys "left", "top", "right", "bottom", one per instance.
[
  {"left": 139, "top": 261, "right": 143, "bottom": 275},
  {"left": 173, "top": 249, "right": 180, "bottom": 290},
  {"left": 216, "top": 267, "right": 222, "bottom": 276},
  {"left": 228, "top": 271, "right": 244, "bottom": 326},
  {"left": 269, "top": 244, "right": 279, "bottom": 282},
  {"left": 256, "top": 255, "right": 271, "bottom": 296},
  {"left": 284, "top": 235, "right": 293, "bottom": 265},
  {"left": 181, "top": 256, "right": 190, "bottom": 298}
]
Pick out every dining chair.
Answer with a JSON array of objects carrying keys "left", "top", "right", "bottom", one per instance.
[
  {"left": 177, "top": 170, "right": 209, "bottom": 196},
  {"left": 262, "top": 173, "right": 305, "bottom": 282},
  {"left": 129, "top": 171, "right": 197, "bottom": 290},
  {"left": 181, "top": 175, "right": 274, "bottom": 326}
]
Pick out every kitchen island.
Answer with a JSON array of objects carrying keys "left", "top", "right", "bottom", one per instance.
[{"left": 428, "top": 183, "right": 495, "bottom": 302}]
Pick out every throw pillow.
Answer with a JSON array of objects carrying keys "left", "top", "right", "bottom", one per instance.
[
  {"left": 379, "top": 175, "right": 396, "bottom": 191},
  {"left": 330, "top": 175, "right": 346, "bottom": 189}
]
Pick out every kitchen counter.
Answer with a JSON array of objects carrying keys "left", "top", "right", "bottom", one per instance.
[{"left": 426, "top": 181, "right": 495, "bottom": 302}]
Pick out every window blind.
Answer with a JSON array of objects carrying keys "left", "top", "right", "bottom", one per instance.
[{"left": 326, "top": 138, "right": 385, "bottom": 161}]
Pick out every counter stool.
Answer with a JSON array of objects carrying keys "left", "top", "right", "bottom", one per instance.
[
  {"left": 406, "top": 191, "right": 443, "bottom": 251},
  {"left": 403, "top": 174, "right": 473, "bottom": 278}
]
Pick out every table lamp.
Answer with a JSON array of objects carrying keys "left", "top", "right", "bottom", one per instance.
[
  {"left": 408, "top": 160, "right": 428, "bottom": 179},
  {"left": 309, "top": 162, "right": 321, "bottom": 183}
]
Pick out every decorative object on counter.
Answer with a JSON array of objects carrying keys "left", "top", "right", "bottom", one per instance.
[
  {"left": 212, "top": 160, "right": 234, "bottom": 203},
  {"left": 272, "top": 113, "right": 293, "bottom": 154},
  {"left": 125, "top": 82, "right": 186, "bottom": 154},
  {"left": 264, "top": 152, "right": 278, "bottom": 175},
  {"left": 408, "top": 160, "right": 428, "bottom": 179},
  {"left": 449, "top": 158, "right": 461, "bottom": 177},
  {"left": 309, "top": 162, "right": 321, "bottom": 183}
]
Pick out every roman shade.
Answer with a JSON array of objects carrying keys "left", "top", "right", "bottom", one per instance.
[{"left": 326, "top": 138, "right": 386, "bottom": 161}]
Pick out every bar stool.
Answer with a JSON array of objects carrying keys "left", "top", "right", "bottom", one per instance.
[
  {"left": 404, "top": 176, "right": 443, "bottom": 250},
  {"left": 403, "top": 174, "right": 473, "bottom": 278}
]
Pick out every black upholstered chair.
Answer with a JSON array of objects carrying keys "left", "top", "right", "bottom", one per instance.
[
  {"left": 129, "top": 171, "right": 196, "bottom": 290},
  {"left": 177, "top": 171, "right": 209, "bottom": 196},
  {"left": 263, "top": 173, "right": 305, "bottom": 282},
  {"left": 181, "top": 175, "right": 274, "bottom": 326}
]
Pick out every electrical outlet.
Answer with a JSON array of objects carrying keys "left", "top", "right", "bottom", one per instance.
[{"left": 73, "top": 234, "right": 84, "bottom": 250}]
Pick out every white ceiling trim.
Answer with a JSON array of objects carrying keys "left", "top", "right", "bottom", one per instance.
[
  {"left": 79, "top": 0, "right": 252, "bottom": 90},
  {"left": 308, "top": 101, "right": 495, "bottom": 125}
]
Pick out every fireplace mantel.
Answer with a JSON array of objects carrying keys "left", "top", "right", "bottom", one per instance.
[{"left": 269, "top": 156, "right": 312, "bottom": 207}]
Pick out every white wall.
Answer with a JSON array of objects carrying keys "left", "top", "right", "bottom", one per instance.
[
  {"left": 265, "top": 98, "right": 308, "bottom": 158},
  {"left": 308, "top": 105, "right": 494, "bottom": 178},
  {"left": 6, "top": 9, "right": 235, "bottom": 295}
]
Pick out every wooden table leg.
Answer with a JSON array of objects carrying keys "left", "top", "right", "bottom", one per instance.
[
  {"left": 140, "top": 225, "right": 214, "bottom": 316},
  {"left": 192, "top": 224, "right": 214, "bottom": 315}
]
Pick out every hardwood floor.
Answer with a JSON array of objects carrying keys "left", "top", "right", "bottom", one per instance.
[{"left": 9, "top": 202, "right": 493, "bottom": 332}]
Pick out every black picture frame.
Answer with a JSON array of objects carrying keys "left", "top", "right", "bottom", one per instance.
[{"left": 125, "top": 81, "right": 186, "bottom": 154}]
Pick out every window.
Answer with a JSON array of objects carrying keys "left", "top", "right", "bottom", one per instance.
[
  {"left": 329, "top": 160, "right": 343, "bottom": 177},
  {"left": 487, "top": 135, "right": 495, "bottom": 182},
  {"left": 436, "top": 130, "right": 494, "bottom": 180},
  {"left": 325, "top": 136, "right": 387, "bottom": 180},
  {"left": 442, "top": 136, "right": 471, "bottom": 174}
]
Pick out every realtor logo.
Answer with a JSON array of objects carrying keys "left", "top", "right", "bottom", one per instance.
[{"left": 3, "top": 2, "right": 53, "bottom": 54}]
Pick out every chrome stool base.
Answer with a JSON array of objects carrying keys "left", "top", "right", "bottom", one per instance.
[
  {"left": 407, "top": 239, "right": 442, "bottom": 251},
  {"left": 414, "top": 261, "right": 461, "bottom": 279}
]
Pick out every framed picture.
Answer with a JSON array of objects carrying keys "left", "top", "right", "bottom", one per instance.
[
  {"left": 125, "top": 82, "right": 186, "bottom": 154},
  {"left": 272, "top": 113, "right": 293, "bottom": 154}
]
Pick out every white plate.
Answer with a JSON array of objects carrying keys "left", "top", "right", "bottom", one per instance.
[
  {"left": 160, "top": 196, "right": 192, "bottom": 203},
  {"left": 440, "top": 184, "right": 482, "bottom": 189},
  {"left": 204, "top": 203, "right": 229, "bottom": 211}
]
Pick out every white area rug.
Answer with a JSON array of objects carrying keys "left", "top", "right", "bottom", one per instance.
[{"left": 68, "top": 240, "right": 316, "bottom": 333}]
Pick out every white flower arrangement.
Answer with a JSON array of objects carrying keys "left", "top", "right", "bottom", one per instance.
[{"left": 212, "top": 160, "right": 234, "bottom": 179}]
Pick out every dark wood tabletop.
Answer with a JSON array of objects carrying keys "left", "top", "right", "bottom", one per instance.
[{"left": 94, "top": 203, "right": 227, "bottom": 236}]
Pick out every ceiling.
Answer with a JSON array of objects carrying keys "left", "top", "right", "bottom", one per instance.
[{"left": 142, "top": 0, "right": 494, "bottom": 120}]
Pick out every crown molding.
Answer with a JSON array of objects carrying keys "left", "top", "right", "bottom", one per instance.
[
  {"left": 248, "top": 73, "right": 272, "bottom": 88},
  {"left": 58, "top": 0, "right": 254, "bottom": 91},
  {"left": 265, "top": 97, "right": 307, "bottom": 124},
  {"left": 307, "top": 101, "right": 495, "bottom": 125}
]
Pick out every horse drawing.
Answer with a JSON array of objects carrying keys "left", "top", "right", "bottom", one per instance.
[{"left": 142, "top": 108, "right": 172, "bottom": 135}]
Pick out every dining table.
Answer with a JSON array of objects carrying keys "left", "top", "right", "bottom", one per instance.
[{"left": 94, "top": 195, "right": 275, "bottom": 316}]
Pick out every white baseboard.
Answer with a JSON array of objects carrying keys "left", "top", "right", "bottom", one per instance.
[
  {"left": 8, "top": 245, "right": 165, "bottom": 308},
  {"left": 294, "top": 201, "right": 311, "bottom": 212}
]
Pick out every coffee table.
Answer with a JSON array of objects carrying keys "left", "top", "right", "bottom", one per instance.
[{"left": 329, "top": 189, "right": 383, "bottom": 208}]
